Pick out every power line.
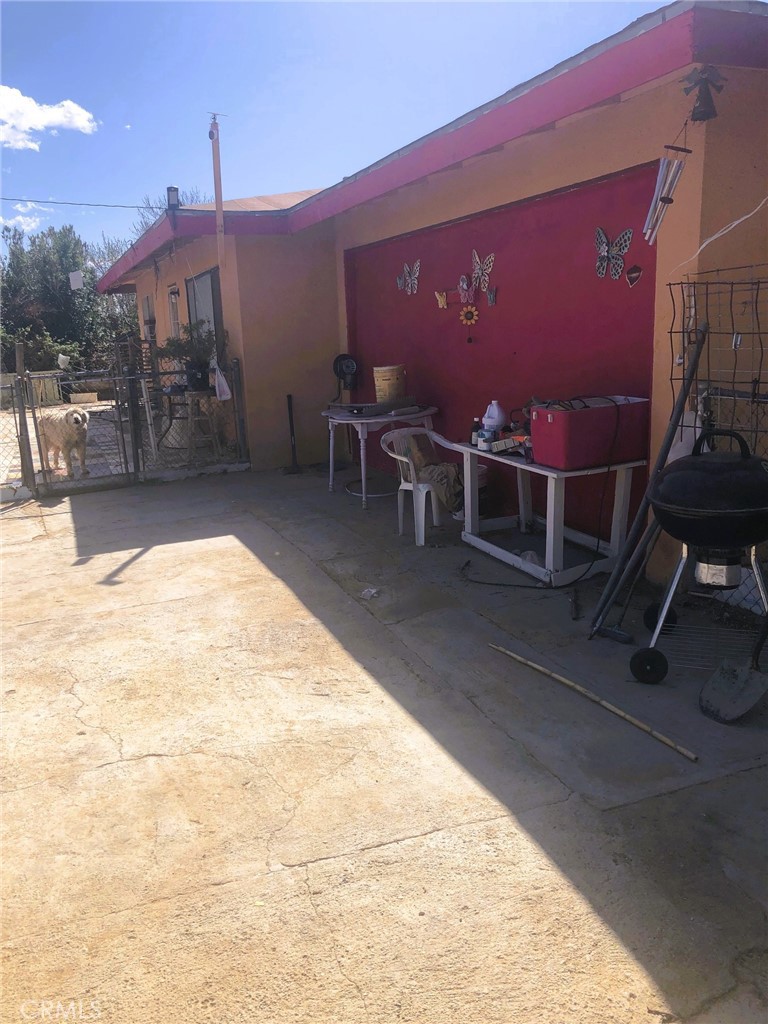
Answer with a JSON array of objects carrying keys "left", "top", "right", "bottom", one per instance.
[{"left": 1, "top": 197, "right": 158, "bottom": 210}]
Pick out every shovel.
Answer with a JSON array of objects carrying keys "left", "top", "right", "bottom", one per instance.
[
  {"left": 699, "top": 615, "right": 768, "bottom": 723},
  {"left": 282, "top": 394, "right": 302, "bottom": 475}
]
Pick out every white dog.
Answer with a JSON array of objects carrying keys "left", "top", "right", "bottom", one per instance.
[{"left": 38, "top": 406, "right": 90, "bottom": 479}]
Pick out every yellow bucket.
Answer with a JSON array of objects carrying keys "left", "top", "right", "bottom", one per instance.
[{"left": 373, "top": 364, "right": 406, "bottom": 402}]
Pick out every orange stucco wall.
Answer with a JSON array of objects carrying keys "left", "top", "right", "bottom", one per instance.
[
  {"left": 233, "top": 223, "right": 339, "bottom": 468},
  {"left": 133, "top": 236, "right": 226, "bottom": 347},
  {"left": 131, "top": 226, "right": 339, "bottom": 470}
]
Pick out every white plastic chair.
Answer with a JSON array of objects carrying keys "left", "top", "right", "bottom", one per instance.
[{"left": 380, "top": 428, "right": 460, "bottom": 545}]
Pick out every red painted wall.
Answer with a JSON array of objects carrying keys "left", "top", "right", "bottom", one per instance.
[{"left": 345, "top": 164, "right": 658, "bottom": 533}]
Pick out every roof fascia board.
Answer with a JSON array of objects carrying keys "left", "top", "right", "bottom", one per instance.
[
  {"left": 96, "top": 208, "right": 292, "bottom": 293},
  {"left": 96, "top": 214, "right": 175, "bottom": 293}
]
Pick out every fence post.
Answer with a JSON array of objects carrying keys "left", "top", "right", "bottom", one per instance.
[
  {"left": 231, "top": 357, "right": 248, "bottom": 462},
  {"left": 122, "top": 351, "right": 143, "bottom": 480},
  {"left": 13, "top": 376, "right": 37, "bottom": 493}
]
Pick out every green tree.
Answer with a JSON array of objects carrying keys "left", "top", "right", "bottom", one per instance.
[
  {"left": 131, "top": 186, "right": 212, "bottom": 240},
  {"left": 0, "top": 224, "right": 138, "bottom": 372}
]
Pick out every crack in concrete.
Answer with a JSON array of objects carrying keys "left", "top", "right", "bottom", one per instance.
[
  {"left": 671, "top": 945, "right": 768, "bottom": 1022},
  {"left": 462, "top": 691, "right": 575, "bottom": 797},
  {"left": 0, "top": 750, "right": 206, "bottom": 794},
  {"left": 277, "top": 811, "right": 514, "bottom": 870},
  {"left": 302, "top": 865, "right": 371, "bottom": 1024},
  {"left": 65, "top": 668, "right": 124, "bottom": 760},
  {"left": 260, "top": 744, "right": 367, "bottom": 872}
]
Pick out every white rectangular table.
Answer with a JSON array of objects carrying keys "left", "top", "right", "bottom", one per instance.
[{"left": 455, "top": 442, "right": 646, "bottom": 587}]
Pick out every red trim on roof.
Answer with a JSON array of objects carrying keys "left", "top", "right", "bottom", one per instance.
[
  {"left": 289, "top": 11, "right": 696, "bottom": 232},
  {"left": 97, "top": 215, "right": 175, "bottom": 293},
  {"left": 98, "top": 3, "right": 765, "bottom": 293},
  {"left": 96, "top": 210, "right": 291, "bottom": 292}
]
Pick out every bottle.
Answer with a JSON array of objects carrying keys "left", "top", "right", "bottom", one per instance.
[
  {"left": 470, "top": 417, "right": 481, "bottom": 446},
  {"left": 482, "top": 400, "right": 506, "bottom": 438}
]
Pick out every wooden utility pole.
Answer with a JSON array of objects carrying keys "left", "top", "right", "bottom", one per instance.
[{"left": 209, "top": 114, "right": 226, "bottom": 275}]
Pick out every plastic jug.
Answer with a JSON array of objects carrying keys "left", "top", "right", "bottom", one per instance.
[{"left": 482, "top": 400, "right": 506, "bottom": 433}]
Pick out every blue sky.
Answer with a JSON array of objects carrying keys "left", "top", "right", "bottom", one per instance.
[{"left": 1, "top": 1, "right": 667, "bottom": 249}]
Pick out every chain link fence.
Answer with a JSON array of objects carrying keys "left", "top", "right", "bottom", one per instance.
[{"left": 1, "top": 362, "right": 249, "bottom": 499}]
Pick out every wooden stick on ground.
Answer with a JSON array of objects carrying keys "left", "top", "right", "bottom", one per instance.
[{"left": 489, "top": 643, "right": 699, "bottom": 763}]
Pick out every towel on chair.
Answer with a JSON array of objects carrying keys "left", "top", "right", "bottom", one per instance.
[{"left": 418, "top": 462, "right": 463, "bottom": 513}]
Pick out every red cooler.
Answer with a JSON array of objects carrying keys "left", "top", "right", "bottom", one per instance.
[{"left": 530, "top": 396, "right": 649, "bottom": 470}]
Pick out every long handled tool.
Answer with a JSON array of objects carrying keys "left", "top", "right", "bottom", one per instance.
[
  {"left": 490, "top": 643, "right": 698, "bottom": 761},
  {"left": 590, "top": 322, "right": 709, "bottom": 639},
  {"left": 282, "top": 393, "right": 302, "bottom": 475},
  {"left": 595, "top": 519, "right": 662, "bottom": 644}
]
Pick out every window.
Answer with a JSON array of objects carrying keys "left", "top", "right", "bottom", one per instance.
[
  {"left": 141, "top": 294, "right": 156, "bottom": 342},
  {"left": 185, "top": 267, "right": 223, "bottom": 357},
  {"left": 168, "top": 287, "right": 180, "bottom": 338}
]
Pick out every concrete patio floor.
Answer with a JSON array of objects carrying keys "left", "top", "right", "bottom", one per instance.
[{"left": 1, "top": 465, "right": 766, "bottom": 1023}]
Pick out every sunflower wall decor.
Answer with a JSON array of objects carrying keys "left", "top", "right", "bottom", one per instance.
[{"left": 459, "top": 305, "right": 479, "bottom": 342}]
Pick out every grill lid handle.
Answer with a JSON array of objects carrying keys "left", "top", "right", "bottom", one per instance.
[{"left": 692, "top": 429, "right": 751, "bottom": 459}]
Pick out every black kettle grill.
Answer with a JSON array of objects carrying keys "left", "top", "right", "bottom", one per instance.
[{"left": 630, "top": 430, "right": 768, "bottom": 684}]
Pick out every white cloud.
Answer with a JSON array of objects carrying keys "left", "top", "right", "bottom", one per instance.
[
  {"left": 124, "top": 124, "right": 132, "bottom": 130},
  {"left": 13, "top": 201, "right": 52, "bottom": 214},
  {"left": 0, "top": 213, "right": 43, "bottom": 232},
  {"left": 0, "top": 85, "right": 97, "bottom": 151}
]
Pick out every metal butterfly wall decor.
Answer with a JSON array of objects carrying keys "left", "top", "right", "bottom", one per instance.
[
  {"left": 435, "top": 291, "right": 448, "bottom": 310},
  {"left": 471, "top": 250, "right": 495, "bottom": 293},
  {"left": 457, "top": 274, "right": 474, "bottom": 304},
  {"left": 397, "top": 260, "right": 421, "bottom": 295},
  {"left": 595, "top": 227, "right": 633, "bottom": 281}
]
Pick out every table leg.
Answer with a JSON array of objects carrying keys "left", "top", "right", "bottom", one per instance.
[
  {"left": 328, "top": 420, "right": 336, "bottom": 493},
  {"left": 545, "top": 476, "right": 565, "bottom": 572},
  {"left": 463, "top": 449, "right": 479, "bottom": 534},
  {"left": 359, "top": 425, "right": 368, "bottom": 510},
  {"left": 609, "top": 467, "right": 632, "bottom": 555},
  {"left": 517, "top": 469, "right": 532, "bottom": 533}
]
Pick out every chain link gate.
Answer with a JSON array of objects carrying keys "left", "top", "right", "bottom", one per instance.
[{"left": 1, "top": 359, "right": 248, "bottom": 499}]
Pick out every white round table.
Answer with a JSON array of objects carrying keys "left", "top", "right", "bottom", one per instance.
[{"left": 322, "top": 406, "right": 438, "bottom": 509}]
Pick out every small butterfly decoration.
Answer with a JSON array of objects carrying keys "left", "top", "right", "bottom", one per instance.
[
  {"left": 486, "top": 286, "right": 497, "bottom": 307},
  {"left": 397, "top": 259, "right": 421, "bottom": 295},
  {"left": 458, "top": 274, "right": 474, "bottom": 304},
  {"left": 595, "top": 227, "right": 633, "bottom": 281},
  {"left": 435, "top": 291, "right": 448, "bottom": 310},
  {"left": 471, "top": 250, "right": 495, "bottom": 293}
]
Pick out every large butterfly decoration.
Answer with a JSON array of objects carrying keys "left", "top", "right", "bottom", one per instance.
[
  {"left": 595, "top": 228, "right": 633, "bottom": 280},
  {"left": 397, "top": 260, "right": 421, "bottom": 295},
  {"left": 471, "top": 249, "right": 495, "bottom": 293},
  {"left": 458, "top": 274, "right": 474, "bottom": 304}
]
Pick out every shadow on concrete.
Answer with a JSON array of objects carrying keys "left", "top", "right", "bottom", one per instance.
[{"left": 44, "top": 469, "right": 768, "bottom": 1017}]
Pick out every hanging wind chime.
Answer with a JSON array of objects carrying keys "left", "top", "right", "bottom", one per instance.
[
  {"left": 644, "top": 66, "right": 726, "bottom": 247},
  {"left": 643, "top": 143, "right": 691, "bottom": 246}
]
